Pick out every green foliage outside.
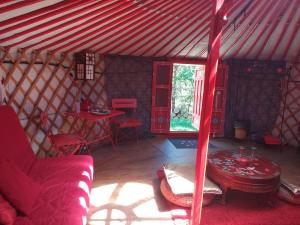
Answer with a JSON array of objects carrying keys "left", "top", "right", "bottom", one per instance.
[
  {"left": 170, "top": 118, "right": 197, "bottom": 132},
  {"left": 170, "top": 64, "right": 198, "bottom": 132}
]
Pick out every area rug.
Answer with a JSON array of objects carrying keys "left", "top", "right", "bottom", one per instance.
[
  {"left": 168, "top": 191, "right": 300, "bottom": 225},
  {"left": 168, "top": 138, "right": 216, "bottom": 149}
]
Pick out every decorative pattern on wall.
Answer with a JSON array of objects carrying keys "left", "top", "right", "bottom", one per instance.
[
  {"left": 272, "top": 63, "right": 300, "bottom": 147},
  {"left": 105, "top": 55, "right": 154, "bottom": 137},
  {"left": 224, "top": 60, "right": 286, "bottom": 140},
  {"left": 0, "top": 48, "right": 107, "bottom": 156}
]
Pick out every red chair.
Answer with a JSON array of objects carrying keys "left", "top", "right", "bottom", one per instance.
[
  {"left": 40, "top": 112, "right": 87, "bottom": 156},
  {"left": 111, "top": 98, "right": 143, "bottom": 145}
]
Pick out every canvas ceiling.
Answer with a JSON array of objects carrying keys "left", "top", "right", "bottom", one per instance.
[{"left": 0, "top": 0, "right": 300, "bottom": 62}]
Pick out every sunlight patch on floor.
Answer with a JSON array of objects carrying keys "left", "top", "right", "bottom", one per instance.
[
  {"left": 90, "top": 183, "right": 119, "bottom": 207},
  {"left": 115, "top": 182, "right": 154, "bottom": 206},
  {"left": 88, "top": 182, "right": 173, "bottom": 225}
]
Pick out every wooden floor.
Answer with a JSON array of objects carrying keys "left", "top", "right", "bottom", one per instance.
[{"left": 87, "top": 137, "right": 300, "bottom": 225}]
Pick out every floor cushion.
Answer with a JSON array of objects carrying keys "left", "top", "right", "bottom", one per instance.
[
  {"left": 161, "top": 163, "right": 222, "bottom": 207},
  {"left": 164, "top": 163, "right": 222, "bottom": 195},
  {"left": 278, "top": 184, "right": 300, "bottom": 205},
  {"left": 0, "top": 161, "right": 41, "bottom": 216},
  {"left": 160, "top": 178, "right": 216, "bottom": 207},
  {"left": 281, "top": 179, "right": 300, "bottom": 195},
  {"left": 0, "top": 194, "right": 16, "bottom": 225}
]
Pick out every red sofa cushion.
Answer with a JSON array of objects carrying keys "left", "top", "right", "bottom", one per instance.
[
  {"left": 0, "top": 106, "right": 35, "bottom": 173},
  {"left": 0, "top": 161, "right": 41, "bottom": 216},
  {"left": 0, "top": 194, "right": 16, "bottom": 225},
  {"left": 27, "top": 155, "right": 93, "bottom": 225}
]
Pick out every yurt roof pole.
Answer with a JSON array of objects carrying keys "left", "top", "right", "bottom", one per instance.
[{"left": 191, "top": 1, "right": 231, "bottom": 225}]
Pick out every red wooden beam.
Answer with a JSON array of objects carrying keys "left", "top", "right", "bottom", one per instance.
[
  {"left": 0, "top": 0, "right": 43, "bottom": 14},
  {"left": 93, "top": 0, "right": 191, "bottom": 53},
  {"left": 99, "top": 0, "right": 198, "bottom": 54},
  {"left": 170, "top": 0, "right": 243, "bottom": 58},
  {"left": 253, "top": 0, "right": 291, "bottom": 59},
  {"left": 0, "top": 0, "right": 97, "bottom": 43},
  {"left": 184, "top": 0, "right": 249, "bottom": 59},
  {"left": 122, "top": 1, "right": 211, "bottom": 56},
  {"left": 220, "top": 0, "right": 259, "bottom": 46},
  {"left": 191, "top": 1, "right": 231, "bottom": 224},
  {"left": 36, "top": 0, "right": 132, "bottom": 51},
  {"left": 137, "top": 3, "right": 212, "bottom": 56},
  {"left": 54, "top": 0, "right": 163, "bottom": 53},
  {"left": 281, "top": 14, "right": 300, "bottom": 60},
  {"left": 22, "top": 0, "right": 122, "bottom": 50},
  {"left": 181, "top": 31, "right": 209, "bottom": 58},
  {"left": 295, "top": 42, "right": 300, "bottom": 63},
  {"left": 167, "top": 23, "right": 210, "bottom": 58},
  {"left": 151, "top": 17, "right": 210, "bottom": 57},
  {"left": 267, "top": 0, "right": 300, "bottom": 60},
  {"left": 238, "top": 0, "right": 283, "bottom": 59},
  {"left": 220, "top": 0, "right": 272, "bottom": 59},
  {"left": 0, "top": 0, "right": 81, "bottom": 28},
  {"left": 228, "top": 0, "right": 279, "bottom": 59},
  {"left": 0, "top": 0, "right": 16, "bottom": 6},
  {"left": 49, "top": 0, "right": 175, "bottom": 53}
]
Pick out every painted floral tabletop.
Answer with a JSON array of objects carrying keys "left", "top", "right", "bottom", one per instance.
[{"left": 208, "top": 150, "right": 281, "bottom": 180}]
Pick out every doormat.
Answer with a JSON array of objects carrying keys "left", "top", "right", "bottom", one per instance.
[{"left": 168, "top": 138, "right": 216, "bottom": 149}]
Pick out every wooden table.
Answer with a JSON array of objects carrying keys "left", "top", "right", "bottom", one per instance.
[
  {"left": 65, "top": 110, "right": 124, "bottom": 150},
  {"left": 207, "top": 150, "right": 281, "bottom": 204}
]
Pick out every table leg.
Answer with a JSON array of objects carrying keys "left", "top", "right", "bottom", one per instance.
[
  {"left": 221, "top": 186, "right": 228, "bottom": 205},
  {"left": 266, "top": 190, "right": 278, "bottom": 207}
]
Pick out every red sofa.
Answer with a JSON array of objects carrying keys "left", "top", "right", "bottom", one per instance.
[{"left": 0, "top": 105, "right": 93, "bottom": 225}]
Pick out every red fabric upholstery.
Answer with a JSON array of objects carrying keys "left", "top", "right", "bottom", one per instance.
[
  {"left": 27, "top": 155, "right": 93, "bottom": 225},
  {"left": 13, "top": 217, "right": 34, "bottom": 225},
  {"left": 0, "top": 106, "right": 94, "bottom": 225},
  {"left": 0, "top": 195, "right": 16, "bottom": 225},
  {"left": 0, "top": 161, "right": 41, "bottom": 216},
  {"left": 0, "top": 106, "right": 35, "bottom": 173}
]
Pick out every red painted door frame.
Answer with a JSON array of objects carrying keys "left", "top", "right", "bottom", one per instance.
[
  {"left": 192, "top": 65, "right": 205, "bottom": 130},
  {"left": 210, "top": 64, "right": 229, "bottom": 137},
  {"left": 169, "top": 59, "right": 205, "bottom": 136},
  {"left": 151, "top": 61, "right": 173, "bottom": 133},
  {"left": 191, "top": 1, "right": 231, "bottom": 225}
]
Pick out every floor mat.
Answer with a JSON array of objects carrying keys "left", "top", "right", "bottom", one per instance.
[{"left": 168, "top": 138, "right": 216, "bottom": 149}]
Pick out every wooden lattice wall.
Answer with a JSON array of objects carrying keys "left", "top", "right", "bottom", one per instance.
[
  {"left": 272, "top": 63, "right": 300, "bottom": 147},
  {"left": 0, "top": 48, "right": 107, "bottom": 156}
]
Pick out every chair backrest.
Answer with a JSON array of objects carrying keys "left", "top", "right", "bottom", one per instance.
[
  {"left": 112, "top": 98, "right": 137, "bottom": 109},
  {"left": 0, "top": 105, "right": 35, "bottom": 173}
]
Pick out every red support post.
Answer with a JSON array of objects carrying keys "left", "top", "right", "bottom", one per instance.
[{"left": 190, "top": 1, "right": 230, "bottom": 225}]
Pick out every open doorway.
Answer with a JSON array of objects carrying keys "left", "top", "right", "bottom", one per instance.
[
  {"left": 170, "top": 63, "right": 206, "bottom": 133},
  {"left": 151, "top": 61, "right": 227, "bottom": 137}
]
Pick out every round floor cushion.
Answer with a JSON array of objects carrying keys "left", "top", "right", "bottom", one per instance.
[
  {"left": 160, "top": 178, "right": 216, "bottom": 208},
  {"left": 278, "top": 184, "right": 300, "bottom": 205}
]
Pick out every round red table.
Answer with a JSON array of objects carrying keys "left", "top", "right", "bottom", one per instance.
[{"left": 207, "top": 150, "right": 281, "bottom": 204}]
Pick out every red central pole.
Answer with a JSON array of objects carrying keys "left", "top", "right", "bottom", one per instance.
[{"left": 191, "top": 1, "right": 229, "bottom": 224}]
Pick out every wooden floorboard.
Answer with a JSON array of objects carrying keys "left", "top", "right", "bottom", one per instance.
[{"left": 87, "top": 137, "right": 300, "bottom": 225}]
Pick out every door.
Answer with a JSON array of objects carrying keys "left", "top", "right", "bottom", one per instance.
[
  {"left": 210, "top": 64, "right": 228, "bottom": 137},
  {"left": 192, "top": 65, "right": 205, "bottom": 129},
  {"left": 151, "top": 62, "right": 173, "bottom": 133}
]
